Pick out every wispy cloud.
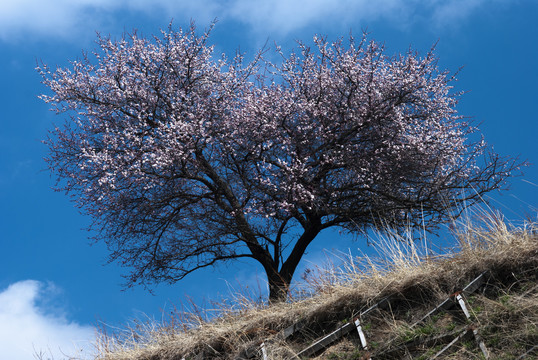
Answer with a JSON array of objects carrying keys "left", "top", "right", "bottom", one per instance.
[
  {"left": 226, "top": 0, "right": 410, "bottom": 35},
  {"left": 0, "top": 280, "right": 94, "bottom": 360},
  {"left": 0, "top": 0, "right": 113, "bottom": 41},
  {"left": 426, "top": 0, "right": 508, "bottom": 27},
  {"left": 0, "top": 0, "right": 513, "bottom": 42}
]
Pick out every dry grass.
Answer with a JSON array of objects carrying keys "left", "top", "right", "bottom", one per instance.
[{"left": 91, "top": 207, "right": 538, "bottom": 360}]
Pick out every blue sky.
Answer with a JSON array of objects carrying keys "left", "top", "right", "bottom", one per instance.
[{"left": 0, "top": 1, "right": 537, "bottom": 358}]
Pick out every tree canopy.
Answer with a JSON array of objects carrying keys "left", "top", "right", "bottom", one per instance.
[{"left": 39, "top": 24, "right": 519, "bottom": 301}]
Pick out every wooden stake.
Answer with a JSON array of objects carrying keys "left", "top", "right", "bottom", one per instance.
[
  {"left": 456, "top": 293, "right": 489, "bottom": 359},
  {"left": 260, "top": 342, "right": 267, "bottom": 360},
  {"left": 354, "top": 318, "right": 368, "bottom": 351}
]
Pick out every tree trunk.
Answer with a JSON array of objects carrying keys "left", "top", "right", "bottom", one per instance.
[
  {"left": 267, "top": 220, "right": 322, "bottom": 303},
  {"left": 267, "top": 271, "right": 293, "bottom": 303}
]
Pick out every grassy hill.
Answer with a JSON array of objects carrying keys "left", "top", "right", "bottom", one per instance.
[{"left": 93, "top": 210, "right": 538, "bottom": 360}]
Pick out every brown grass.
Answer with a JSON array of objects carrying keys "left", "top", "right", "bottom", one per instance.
[{"left": 91, "top": 207, "right": 538, "bottom": 360}]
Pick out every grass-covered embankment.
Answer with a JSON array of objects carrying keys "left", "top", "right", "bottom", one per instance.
[{"left": 92, "top": 209, "right": 538, "bottom": 359}]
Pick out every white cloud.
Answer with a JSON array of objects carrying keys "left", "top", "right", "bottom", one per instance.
[
  {"left": 0, "top": 0, "right": 515, "bottom": 42},
  {"left": 0, "top": 0, "right": 220, "bottom": 42},
  {"left": 0, "top": 0, "right": 112, "bottom": 41},
  {"left": 227, "top": 0, "right": 410, "bottom": 35},
  {"left": 0, "top": 280, "right": 95, "bottom": 360},
  {"left": 426, "top": 0, "right": 490, "bottom": 26}
]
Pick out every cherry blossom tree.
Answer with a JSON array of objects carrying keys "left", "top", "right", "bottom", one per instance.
[{"left": 39, "top": 24, "right": 519, "bottom": 301}]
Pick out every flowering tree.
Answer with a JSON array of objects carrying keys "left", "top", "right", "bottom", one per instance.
[{"left": 39, "top": 24, "right": 518, "bottom": 301}]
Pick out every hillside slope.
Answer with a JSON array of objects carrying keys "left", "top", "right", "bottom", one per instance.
[{"left": 94, "top": 213, "right": 538, "bottom": 360}]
